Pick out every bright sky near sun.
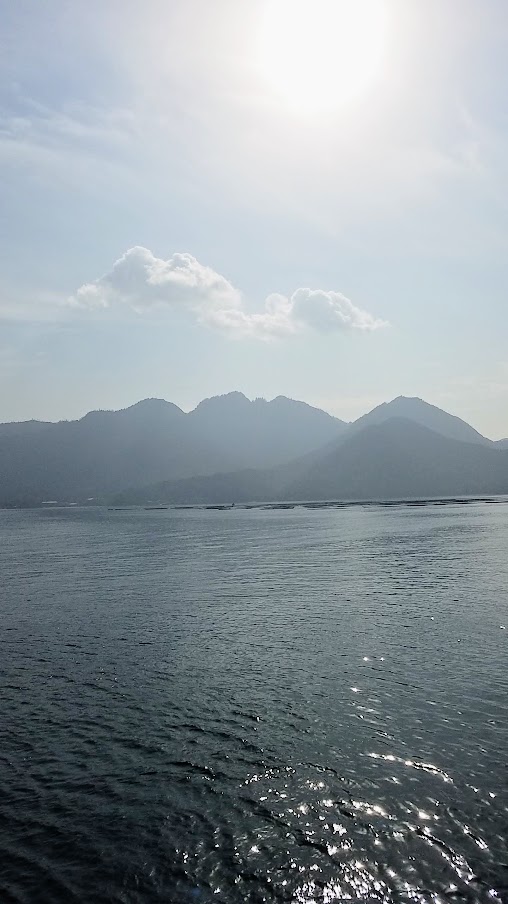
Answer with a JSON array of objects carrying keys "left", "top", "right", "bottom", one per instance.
[{"left": 1, "top": 0, "right": 507, "bottom": 437}]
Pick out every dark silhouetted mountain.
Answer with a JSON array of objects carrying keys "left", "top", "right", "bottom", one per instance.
[
  {"left": 113, "top": 468, "right": 282, "bottom": 507},
  {"left": 0, "top": 398, "right": 217, "bottom": 504},
  {"left": 349, "top": 396, "right": 491, "bottom": 446},
  {"left": 495, "top": 438, "right": 508, "bottom": 450},
  {"left": 286, "top": 417, "right": 508, "bottom": 501},
  {"left": 254, "top": 395, "right": 496, "bottom": 485},
  {"left": 113, "top": 416, "right": 508, "bottom": 506},
  {"left": 0, "top": 420, "right": 51, "bottom": 439},
  {"left": 187, "top": 392, "right": 347, "bottom": 469},
  {"left": 2, "top": 393, "right": 506, "bottom": 507},
  {"left": 0, "top": 394, "right": 346, "bottom": 505}
]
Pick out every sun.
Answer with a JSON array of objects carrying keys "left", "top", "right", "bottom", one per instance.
[{"left": 258, "top": 0, "right": 389, "bottom": 114}]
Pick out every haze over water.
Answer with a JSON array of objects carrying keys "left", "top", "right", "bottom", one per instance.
[{"left": 1, "top": 502, "right": 507, "bottom": 903}]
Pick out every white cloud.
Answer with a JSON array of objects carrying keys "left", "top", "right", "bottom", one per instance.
[
  {"left": 70, "top": 246, "right": 386, "bottom": 340},
  {"left": 70, "top": 247, "right": 241, "bottom": 313},
  {"left": 289, "top": 288, "right": 385, "bottom": 332}
]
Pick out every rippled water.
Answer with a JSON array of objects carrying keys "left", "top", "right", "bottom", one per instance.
[{"left": 1, "top": 502, "right": 507, "bottom": 903}]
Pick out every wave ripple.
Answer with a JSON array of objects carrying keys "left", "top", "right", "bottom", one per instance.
[{"left": 0, "top": 502, "right": 507, "bottom": 902}]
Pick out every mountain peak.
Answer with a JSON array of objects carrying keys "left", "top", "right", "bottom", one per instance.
[
  {"left": 287, "top": 414, "right": 508, "bottom": 502},
  {"left": 352, "top": 396, "right": 490, "bottom": 447},
  {"left": 124, "top": 398, "right": 183, "bottom": 413},
  {"left": 192, "top": 391, "right": 250, "bottom": 412},
  {"left": 80, "top": 398, "right": 183, "bottom": 423}
]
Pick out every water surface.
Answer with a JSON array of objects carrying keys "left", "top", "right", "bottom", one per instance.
[{"left": 1, "top": 502, "right": 507, "bottom": 902}]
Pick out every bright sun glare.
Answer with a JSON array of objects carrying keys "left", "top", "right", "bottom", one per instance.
[{"left": 259, "top": 0, "right": 389, "bottom": 114}]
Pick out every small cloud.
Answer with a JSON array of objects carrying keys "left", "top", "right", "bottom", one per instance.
[
  {"left": 70, "top": 246, "right": 386, "bottom": 340},
  {"left": 289, "top": 287, "right": 386, "bottom": 332}
]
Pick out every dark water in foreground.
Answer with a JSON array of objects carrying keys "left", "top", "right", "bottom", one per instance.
[{"left": 0, "top": 502, "right": 507, "bottom": 904}]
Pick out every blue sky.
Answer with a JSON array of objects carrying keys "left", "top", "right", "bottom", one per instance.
[{"left": 1, "top": 0, "right": 507, "bottom": 437}]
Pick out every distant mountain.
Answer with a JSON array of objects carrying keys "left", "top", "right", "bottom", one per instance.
[
  {"left": 187, "top": 392, "right": 347, "bottom": 469},
  {"left": 349, "top": 396, "right": 491, "bottom": 446},
  {"left": 113, "top": 467, "right": 282, "bottom": 507},
  {"left": 495, "top": 438, "right": 508, "bottom": 450},
  {"left": 260, "top": 395, "right": 496, "bottom": 484},
  {"left": 0, "top": 398, "right": 216, "bottom": 505},
  {"left": 0, "top": 420, "right": 51, "bottom": 439},
  {"left": 287, "top": 417, "right": 508, "bottom": 501},
  {"left": 0, "top": 394, "right": 346, "bottom": 506},
  {"left": 2, "top": 393, "right": 506, "bottom": 507},
  {"left": 113, "top": 416, "right": 508, "bottom": 506}
]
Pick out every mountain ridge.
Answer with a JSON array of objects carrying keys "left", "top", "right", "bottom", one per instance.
[
  {"left": 0, "top": 393, "right": 346, "bottom": 505},
  {"left": 346, "top": 396, "right": 492, "bottom": 446},
  {"left": 286, "top": 416, "right": 508, "bottom": 501},
  {"left": 1, "top": 393, "right": 507, "bottom": 507},
  {"left": 0, "top": 393, "right": 346, "bottom": 428},
  {"left": 113, "top": 416, "right": 508, "bottom": 506}
]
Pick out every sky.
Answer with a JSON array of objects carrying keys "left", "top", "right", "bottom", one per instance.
[{"left": 1, "top": 0, "right": 507, "bottom": 438}]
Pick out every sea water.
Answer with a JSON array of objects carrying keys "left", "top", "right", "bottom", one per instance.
[{"left": 1, "top": 502, "right": 507, "bottom": 902}]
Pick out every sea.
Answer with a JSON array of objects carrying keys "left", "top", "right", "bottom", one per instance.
[{"left": 0, "top": 501, "right": 507, "bottom": 903}]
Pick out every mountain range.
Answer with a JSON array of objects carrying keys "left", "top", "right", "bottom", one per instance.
[
  {"left": 0, "top": 393, "right": 507, "bottom": 506},
  {"left": 0, "top": 393, "right": 345, "bottom": 505}
]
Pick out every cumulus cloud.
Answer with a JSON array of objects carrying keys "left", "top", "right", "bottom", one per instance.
[
  {"left": 70, "top": 246, "right": 240, "bottom": 312},
  {"left": 70, "top": 247, "right": 386, "bottom": 339}
]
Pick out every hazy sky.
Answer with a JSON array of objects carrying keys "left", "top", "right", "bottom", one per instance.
[{"left": 1, "top": 0, "right": 507, "bottom": 437}]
